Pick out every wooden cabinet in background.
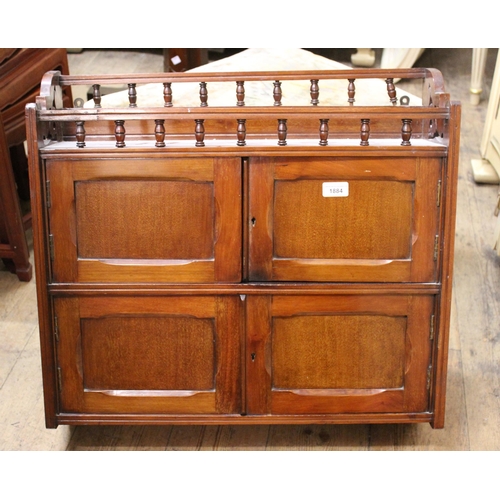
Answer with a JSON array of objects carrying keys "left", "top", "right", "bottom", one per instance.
[
  {"left": 26, "top": 67, "right": 460, "bottom": 428},
  {"left": 0, "top": 48, "right": 71, "bottom": 281}
]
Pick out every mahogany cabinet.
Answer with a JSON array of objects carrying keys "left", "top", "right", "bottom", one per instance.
[{"left": 26, "top": 67, "right": 460, "bottom": 428}]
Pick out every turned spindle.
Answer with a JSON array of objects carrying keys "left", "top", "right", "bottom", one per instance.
[
  {"left": 155, "top": 119, "right": 165, "bottom": 147},
  {"left": 195, "top": 119, "right": 205, "bottom": 146},
  {"left": 360, "top": 119, "right": 370, "bottom": 146},
  {"left": 237, "top": 119, "right": 246, "bottom": 146},
  {"left": 319, "top": 119, "right": 329, "bottom": 146},
  {"left": 236, "top": 81, "right": 245, "bottom": 106},
  {"left": 199, "top": 82, "right": 208, "bottom": 107},
  {"left": 115, "top": 120, "right": 126, "bottom": 148},
  {"left": 273, "top": 81, "right": 282, "bottom": 106},
  {"left": 348, "top": 79, "right": 356, "bottom": 105},
  {"left": 128, "top": 83, "right": 137, "bottom": 107},
  {"left": 163, "top": 83, "right": 172, "bottom": 107},
  {"left": 92, "top": 84, "right": 101, "bottom": 108},
  {"left": 277, "top": 119, "right": 287, "bottom": 146},
  {"left": 386, "top": 78, "right": 397, "bottom": 105},
  {"left": 310, "top": 80, "right": 319, "bottom": 105},
  {"left": 76, "top": 121, "right": 86, "bottom": 148},
  {"left": 401, "top": 119, "right": 412, "bottom": 145}
]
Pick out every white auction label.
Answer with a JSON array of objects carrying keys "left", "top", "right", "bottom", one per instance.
[
  {"left": 171, "top": 55, "right": 182, "bottom": 65},
  {"left": 322, "top": 182, "right": 349, "bottom": 197}
]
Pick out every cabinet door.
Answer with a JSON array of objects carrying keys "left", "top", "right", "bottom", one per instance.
[
  {"left": 248, "top": 156, "right": 441, "bottom": 282},
  {"left": 246, "top": 294, "right": 434, "bottom": 415},
  {"left": 54, "top": 295, "right": 242, "bottom": 415},
  {"left": 46, "top": 157, "right": 241, "bottom": 283}
]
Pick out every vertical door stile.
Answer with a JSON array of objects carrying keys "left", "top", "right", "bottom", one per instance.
[
  {"left": 248, "top": 158, "right": 274, "bottom": 281},
  {"left": 242, "top": 158, "right": 249, "bottom": 282},
  {"left": 214, "top": 296, "right": 243, "bottom": 414},
  {"left": 245, "top": 295, "right": 272, "bottom": 415},
  {"left": 214, "top": 157, "right": 242, "bottom": 282}
]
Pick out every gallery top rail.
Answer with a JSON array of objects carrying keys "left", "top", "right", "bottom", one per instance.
[
  {"left": 36, "top": 67, "right": 447, "bottom": 113},
  {"left": 53, "top": 67, "right": 443, "bottom": 86}
]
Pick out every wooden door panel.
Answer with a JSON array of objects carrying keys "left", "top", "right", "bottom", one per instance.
[
  {"left": 272, "top": 315, "right": 406, "bottom": 389},
  {"left": 55, "top": 295, "right": 242, "bottom": 415},
  {"left": 47, "top": 157, "right": 241, "bottom": 283},
  {"left": 274, "top": 180, "right": 412, "bottom": 259},
  {"left": 75, "top": 180, "right": 214, "bottom": 260},
  {"left": 246, "top": 294, "right": 434, "bottom": 415},
  {"left": 81, "top": 316, "right": 215, "bottom": 391},
  {"left": 248, "top": 156, "right": 441, "bottom": 282}
]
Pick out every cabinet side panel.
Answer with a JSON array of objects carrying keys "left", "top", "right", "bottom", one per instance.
[
  {"left": 433, "top": 102, "right": 461, "bottom": 428},
  {"left": 26, "top": 105, "right": 58, "bottom": 427}
]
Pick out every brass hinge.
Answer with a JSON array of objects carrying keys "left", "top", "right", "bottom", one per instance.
[
  {"left": 54, "top": 316, "right": 59, "bottom": 343},
  {"left": 437, "top": 179, "right": 442, "bottom": 207},
  {"left": 433, "top": 235, "right": 439, "bottom": 261},
  {"left": 49, "top": 234, "right": 55, "bottom": 260},
  {"left": 426, "top": 365, "right": 432, "bottom": 391},
  {"left": 46, "top": 180, "right": 51, "bottom": 208},
  {"left": 430, "top": 314, "right": 435, "bottom": 341},
  {"left": 57, "top": 367, "right": 62, "bottom": 393}
]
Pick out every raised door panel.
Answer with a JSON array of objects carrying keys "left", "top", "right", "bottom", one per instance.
[
  {"left": 55, "top": 295, "right": 242, "bottom": 415},
  {"left": 246, "top": 294, "right": 434, "bottom": 415},
  {"left": 248, "top": 156, "right": 441, "bottom": 282},
  {"left": 46, "top": 157, "right": 241, "bottom": 283}
]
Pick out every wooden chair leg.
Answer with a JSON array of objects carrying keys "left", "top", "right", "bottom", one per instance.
[{"left": 9, "top": 142, "right": 31, "bottom": 201}]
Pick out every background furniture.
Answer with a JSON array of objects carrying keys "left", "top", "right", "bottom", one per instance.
[
  {"left": 468, "top": 51, "right": 500, "bottom": 254},
  {"left": 0, "top": 116, "right": 31, "bottom": 280},
  {"left": 470, "top": 48, "right": 490, "bottom": 106},
  {"left": 26, "top": 49, "right": 460, "bottom": 429},
  {"left": 0, "top": 48, "right": 71, "bottom": 281},
  {"left": 471, "top": 50, "right": 500, "bottom": 184},
  {"left": 352, "top": 48, "right": 490, "bottom": 109}
]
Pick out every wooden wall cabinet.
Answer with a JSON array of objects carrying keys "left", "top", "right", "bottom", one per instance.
[{"left": 26, "top": 68, "right": 460, "bottom": 428}]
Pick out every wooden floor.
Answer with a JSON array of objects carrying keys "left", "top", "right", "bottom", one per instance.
[{"left": 1, "top": 48, "right": 499, "bottom": 451}]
